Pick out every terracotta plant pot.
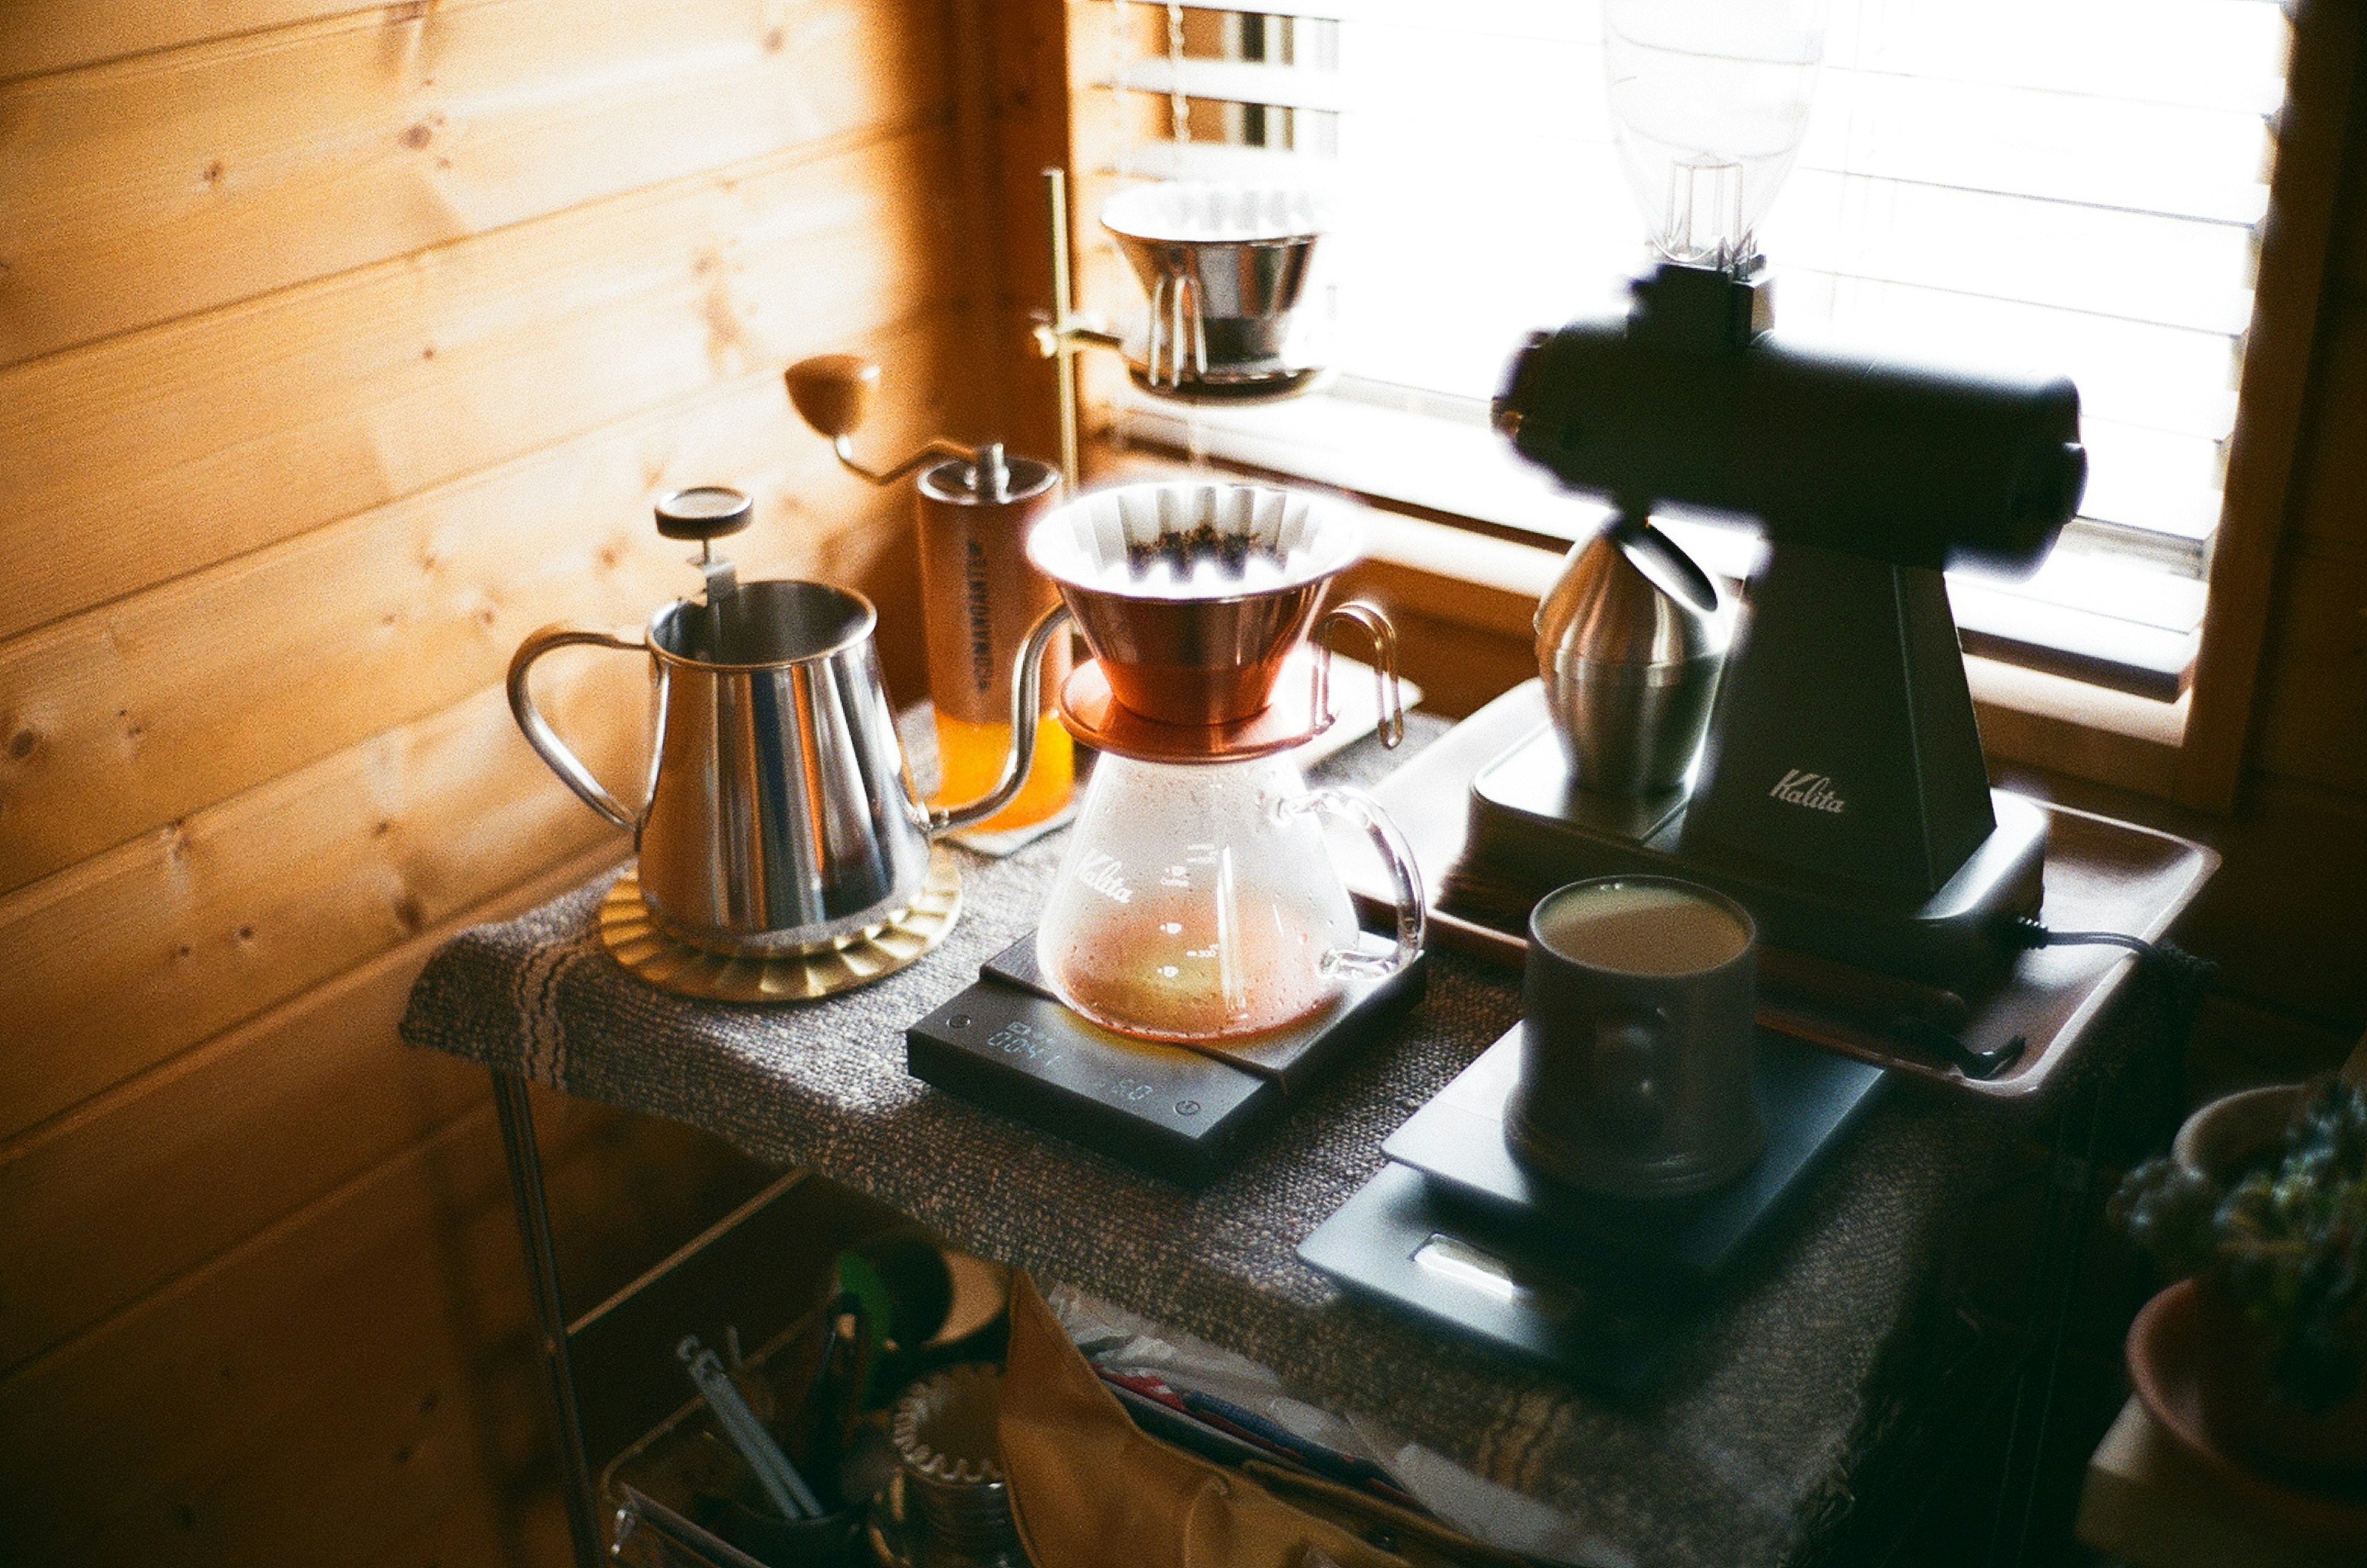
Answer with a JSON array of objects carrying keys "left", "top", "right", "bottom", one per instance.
[
  {"left": 2159, "top": 1082, "right": 2367, "bottom": 1480},
  {"left": 2188, "top": 1275, "right": 2367, "bottom": 1480},
  {"left": 2172, "top": 1082, "right": 2305, "bottom": 1180}
]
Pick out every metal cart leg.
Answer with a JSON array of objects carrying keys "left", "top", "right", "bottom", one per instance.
[{"left": 491, "top": 1068, "right": 605, "bottom": 1568}]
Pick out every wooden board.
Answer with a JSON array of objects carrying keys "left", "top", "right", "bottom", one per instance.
[
  {"left": 0, "top": 838, "right": 622, "bottom": 1372},
  {"left": 0, "top": 673, "right": 641, "bottom": 1141},
  {"left": 2253, "top": 544, "right": 2367, "bottom": 796},
  {"left": 0, "top": 314, "right": 963, "bottom": 894},
  {"left": 0, "top": 119, "right": 962, "bottom": 643},
  {"left": 2297, "top": 300, "right": 2367, "bottom": 553},
  {"left": 1, "top": 0, "right": 420, "bottom": 82},
  {"left": 0, "top": 1085, "right": 753, "bottom": 1564},
  {"left": 2175, "top": 0, "right": 2363, "bottom": 812},
  {"left": 1360, "top": 680, "right": 2220, "bottom": 1103},
  {"left": 0, "top": 0, "right": 946, "bottom": 365}
]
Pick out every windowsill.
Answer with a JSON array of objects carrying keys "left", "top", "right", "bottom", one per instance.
[{"left": 1105, "top": 380, "right": 2198, "bottom": 750}]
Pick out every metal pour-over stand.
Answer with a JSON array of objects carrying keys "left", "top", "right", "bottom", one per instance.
[{"left": 1031, "top": 165, "right": 1331, "bottom": 491}]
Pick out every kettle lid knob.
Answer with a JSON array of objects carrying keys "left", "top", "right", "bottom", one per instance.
[{"left": 653, "top": 486, "right": 753, "bottom": 542}]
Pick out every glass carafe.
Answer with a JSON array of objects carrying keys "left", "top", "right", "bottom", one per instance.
[{"left": 1035, "top": 752, "right": 1423, "bottom": 1042}]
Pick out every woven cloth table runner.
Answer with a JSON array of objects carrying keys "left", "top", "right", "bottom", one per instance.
[{"left": 403, "top": 719, "right": 2023, "bottom": 1568}]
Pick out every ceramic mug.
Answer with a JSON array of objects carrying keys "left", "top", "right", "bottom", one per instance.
[{"left": 1506, "top": 875, "right": 1764, "bottom": 1198}]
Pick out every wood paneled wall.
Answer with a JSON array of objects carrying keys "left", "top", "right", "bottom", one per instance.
[
  {"left": 0, "top": 1, "right": 1013, "bottom": 1559},
  {"left": 4, "top": 0, "right": 2361, "bottom": 1559}
]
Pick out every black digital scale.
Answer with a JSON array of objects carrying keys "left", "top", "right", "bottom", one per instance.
[
  {"left": 1299, "top": 1026, "right": 1885, "bottom": 1389},
  {"left": 906, "top": 934, "right": 1428, "bottom": 1186}
]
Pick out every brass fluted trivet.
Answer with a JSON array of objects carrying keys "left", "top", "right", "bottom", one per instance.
[{"left": 599, "top": 847, "right": 962, "bottom": 1002}]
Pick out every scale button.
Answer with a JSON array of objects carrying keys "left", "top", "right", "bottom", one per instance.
[{"left": 1175, "top": 1099, "right": 1200, "bottom": 1117}]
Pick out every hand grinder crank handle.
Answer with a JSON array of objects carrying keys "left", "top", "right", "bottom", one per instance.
[{"left": 785, "top": 354, "right": 1013, "bottom": 500}]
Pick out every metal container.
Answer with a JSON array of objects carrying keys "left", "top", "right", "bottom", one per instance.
[
  {"left": 1101, "top": 182, "right": 1326, "bottom": 396},
  {"left": 1025, "top": 480, "right": 1362, "bottom": 726},
  {"left": 1534, "top": 518, "right": 1729, "bottom": 796},
  {"left": 915, "top": 455, "right": 1067, "bottom": 728},
  {"left": 509, "top": 579, "right": 1063, "bottom": 958},
  {"left": 875, "top": 1366, "right": 1024, "bottom": 1568}
]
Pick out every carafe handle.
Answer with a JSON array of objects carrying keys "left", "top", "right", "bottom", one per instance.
[
  {"left": 928, "top": 603, "right": 1074, "bottom": 835},
  {"left": 507, "top": 625, "right": 648, "bottom": 833},
  {"left": 1286, "top": 786, "right": 1426, "bottom": 980},
  {"left": 1312, "top": 602, "right": 1405, "bottom": 748}
]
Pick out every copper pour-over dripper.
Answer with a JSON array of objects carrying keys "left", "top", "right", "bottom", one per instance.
[{"left": 1025, "top": 480, "right": 1404, "bottom": 762}]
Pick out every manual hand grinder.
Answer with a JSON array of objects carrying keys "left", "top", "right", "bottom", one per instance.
[{"left": 784, "top": 354, "right": 1074, "bottom": 835}]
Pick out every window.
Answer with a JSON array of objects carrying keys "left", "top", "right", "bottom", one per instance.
[{"left": 1066, "top": 0, "right": 2298, "bottom": 715}]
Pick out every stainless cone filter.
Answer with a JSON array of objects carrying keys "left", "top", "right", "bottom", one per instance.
[
  {"left": 1101, "top": 182, "right": 1328, "bottom": 398},
  {"left": 1026, "top": 480, "right": 1362, "bottom": 726}
]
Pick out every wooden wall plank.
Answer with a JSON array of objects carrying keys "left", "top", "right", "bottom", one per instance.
[
  {"left": 2252, "top": 544, "right": 2367, "bottom": 795},
  {"left": 0, "top": 118, "right": 960, "bottom": 643},
  {"left": 0, "top": 0, "right": 945, "bottom": 364},
  {"left": 0, "top": 0, "right": 404, "bottom": 83},
  {"left": 0, "top": 1084, "right": 759, "bottom": 1564},
  {"left": 0, "top": 838, "right": 621, "bottom": 1372},
  {"left": 0, "top": 1101, "right": 523, "bottom": 1562},
  {"left": 0, "top": 0, "right": 970, "bottom": 1555},
  {"left": 2169, "top": 775, "right": 2367, "bottom": 1026},
  {"left": 0, "top": 313, "right": 963, "bottom": 892},
  {"left": 0, "top": 672, "right": 642, "bottom": 1140},
  {"left": 2294, "top": 300, "right": 2367, "bottom": 554}
]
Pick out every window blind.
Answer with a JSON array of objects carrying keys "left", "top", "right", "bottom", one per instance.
[{"left": 1084, "top": 0, "right": 2292, "bottom": 696}]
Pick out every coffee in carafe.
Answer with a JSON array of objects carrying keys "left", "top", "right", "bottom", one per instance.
[{"left": 1034, "top": 753, "right": 1364, "bottom": 1041}]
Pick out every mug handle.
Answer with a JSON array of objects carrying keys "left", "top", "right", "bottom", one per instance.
[
  {"left": 1590, "top": 1014, "right": 1669, "bottom": 1141},
  {"left": 1286, "top": 785, "right": 1426, "bottom": 979},
  {"left": 507, "top": 624, "right": 647, "bottom": 833}
]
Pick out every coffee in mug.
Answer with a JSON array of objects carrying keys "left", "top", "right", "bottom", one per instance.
[{"left": 1507, "top": 876, "right": 1764, "bottom": 1198}]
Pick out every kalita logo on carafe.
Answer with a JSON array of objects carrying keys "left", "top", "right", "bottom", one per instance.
[{"left": 1769, "top": 769, "right": 1846, "bottom": 814}]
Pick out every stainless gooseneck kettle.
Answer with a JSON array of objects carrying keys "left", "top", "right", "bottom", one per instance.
[{"left": 507, "top": 487, "right": 1061, "bottom": 958}]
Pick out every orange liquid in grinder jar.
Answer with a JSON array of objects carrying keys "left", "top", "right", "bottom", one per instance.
[
  {"left": 928, "top": 712, "right": 1073, "bottom": 833},
  {"left": 912, "top": 452, "right": 1072, "bottom": 831}
]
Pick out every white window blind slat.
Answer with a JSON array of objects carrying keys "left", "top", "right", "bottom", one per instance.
[
  {"left": 1087, "top": 0, "right": 2291, "bottom": 595},
  {"left": 1116, "top": 56, "right": 1346, "bottom": 114}
]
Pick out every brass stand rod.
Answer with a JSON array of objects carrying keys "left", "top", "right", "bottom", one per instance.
[{"left": 1047, "top": 165, "right": 1081, "bottom": 491}]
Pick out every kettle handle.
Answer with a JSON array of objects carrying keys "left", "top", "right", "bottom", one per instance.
[
  {"left": 1288, "top": 786, "right": 1426, "bottom": 980},
  {"left": 507, "top": 624, "right": 647, "bottom": 833}
]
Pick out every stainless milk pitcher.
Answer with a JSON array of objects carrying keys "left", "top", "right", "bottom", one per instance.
[{"left": 508, "top": 489, "right": 1063, "bottom": 957}]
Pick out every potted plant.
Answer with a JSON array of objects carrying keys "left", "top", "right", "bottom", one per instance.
[{"left": 2110, "top": 1075, "right": 2367, "bottom": 1479}]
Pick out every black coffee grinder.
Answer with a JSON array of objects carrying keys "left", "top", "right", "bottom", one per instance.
[
  {"left": 1449, "top": 2, "right": 2091, "bottom": 994},
  {"left": 1474, "top": 260, "right": 2087, "bottom": 989}
]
